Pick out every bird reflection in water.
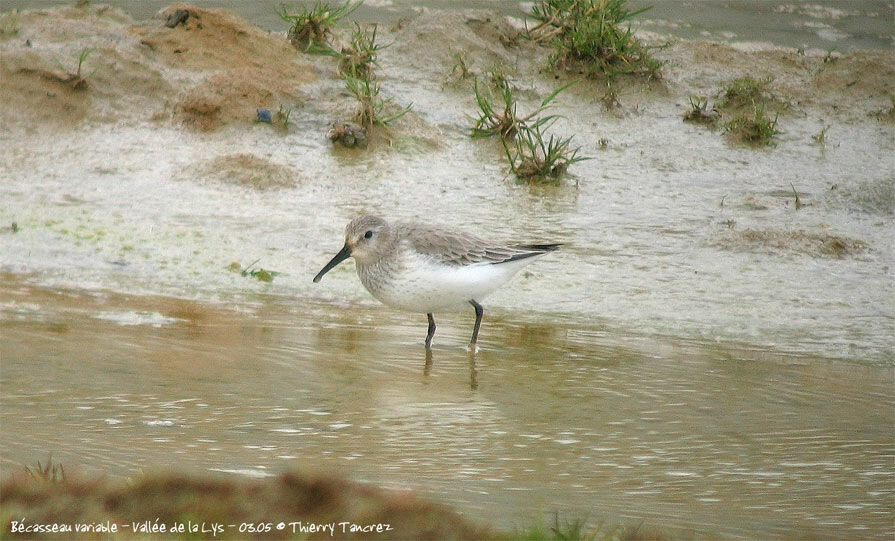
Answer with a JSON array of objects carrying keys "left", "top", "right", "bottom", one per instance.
[{"left": 423, "top": 348, "right": 478, "bottom": 391}]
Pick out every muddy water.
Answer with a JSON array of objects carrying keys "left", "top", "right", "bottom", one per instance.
[
  {"left": 2, "top": 116, "right": 892, "bottom": 361},
  {"left": 1, "top": 1, "right": 894, "bottom": 539},
  {"left": 2, "top": 278, "right": 893, "bottom": 538}
]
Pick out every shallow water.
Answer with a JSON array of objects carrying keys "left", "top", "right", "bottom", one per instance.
[
  {"left": 2, "top": 115, "right": 892, "bottom": 361},
  {"left": 1, "top": 1, "right": 894, "bottom": 538},
  {"left": 2, "top": 278, "right": 893, "bottom": 538}
]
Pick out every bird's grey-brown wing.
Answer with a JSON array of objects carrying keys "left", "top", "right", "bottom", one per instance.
[{"left": 399, "top": 223, "right": 559, "bottom": 267}]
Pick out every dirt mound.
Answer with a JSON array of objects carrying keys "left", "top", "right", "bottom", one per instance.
[
  {"left": 662, "top": 41, "right": 806, "bottom": 99},
  {"left": 197, "top": 153, "right": 298, "bottom": 190},
  {"left": 384, "top": 10, "right": 527, "bottom": 79},
  {"left": 177, "top": 67, "right": 305, "bottom": 131},
  {"left": 132, "top": 4, "right": 310, "bottom": 76},
  {"left": 0, "top": 4, "right": 315, "bottom": 130},
  {"left": 134, "top": 4, "right": 316, "bottom": 131},
  {"left": 0, "top": 5, "right": 170, "bottom": 126},
  {"left": 663, "top": 40, "right": 893, "bottom": 119},
  {"left": 0, "top": 49, "right": 92, "bottom": 125},
  {"left": 812, "top": 51, "right": 895, "bottom": 118},
  {"left": 813, "top": 51, "right": 893, "bottom": 95}
]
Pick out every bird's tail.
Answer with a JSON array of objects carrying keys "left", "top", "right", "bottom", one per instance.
[{"left": 514, "top": 243, "right": 562, "bottom": 252}]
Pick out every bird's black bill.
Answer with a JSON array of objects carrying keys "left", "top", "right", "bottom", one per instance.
[{"left": 313, "top": 242, "right": 352, "bottom": 283}]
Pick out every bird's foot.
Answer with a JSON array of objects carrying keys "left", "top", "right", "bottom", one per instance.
[{"left": 465, "top": 343, "right": 480, "bottom": 354}]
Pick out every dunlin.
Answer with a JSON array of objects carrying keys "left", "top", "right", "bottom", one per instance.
[{"left": 313, "top": 215, "right": 559, "bottom": 349}]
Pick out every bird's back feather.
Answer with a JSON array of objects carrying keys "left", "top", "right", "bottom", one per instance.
[{"left": 397, "top": 222, "right": 559, "bottom": 267}]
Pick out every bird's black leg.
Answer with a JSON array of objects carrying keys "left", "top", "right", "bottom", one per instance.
[
  {"left": 425, "top": 313, "right": 436, "bottom": 348},
  {"left": 468, "top": 300, "right": 483, "bottom": 346}
]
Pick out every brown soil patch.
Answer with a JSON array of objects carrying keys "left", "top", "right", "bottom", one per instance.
[
  {"left": 664, "top": 40, "right": 895, "bottom": 120},
  {"left": 713, "top": 228, "right": 868, "bottom": 259},
  {"left": 812, "top": 51, "right": 894, "bottom": 96},
  {"left": 177, "top": 67, "right": 304, "bottom": 131},
  {"left": 198, "top": 153, "right": 298, "bottom": 190},
  {"left": 465, "top": 13, "right": 520, "bottom": 48},
  {"left": 0, "top": 49, "right": 92, "bottom": 125}
]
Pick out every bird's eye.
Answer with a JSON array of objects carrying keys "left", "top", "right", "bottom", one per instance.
[{"left": 364, "top": 230, "right": 373, "bottom": 239}]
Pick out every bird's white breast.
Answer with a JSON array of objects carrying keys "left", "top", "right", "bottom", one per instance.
[{"left": 359, "top": 250, "right": 541, "bottom": 313}]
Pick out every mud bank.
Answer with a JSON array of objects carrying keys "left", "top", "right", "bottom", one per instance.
[
  {"left": 0, "top": 4, "right": 314, "bottom": 129},
  {"left": 2, "top": 5, "right": 892, "bottom": 130},
  {"left": 1, "top": 468, "right": 492, "bottom": 540}
]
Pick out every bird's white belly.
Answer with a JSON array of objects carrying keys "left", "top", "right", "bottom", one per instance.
[{"left": 361, "top": 256, "right": 530, "bottom": 313}]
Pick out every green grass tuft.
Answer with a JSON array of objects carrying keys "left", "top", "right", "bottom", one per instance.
[
  {"left": 527, "top": 0, "right": 661, "bottom": 80},
  {"left": 511, "top": 513, "right": 658, "bottom": 541},
  {"left": 320, "top": 15, "right": 410, "bottom": 146},
  {"left": 716, "top": 76, "right": 773, "bottom": 110},
  {"left": 724, "top": 103, "right": 779, "bottom": 146},
  {"left": 812, "top": 125, "right": 829, "bottom": 145},
  {"left": 682, "top": 95, "right": 720, "bottom": 125},
  {"left": 470, "top": 78, "right": 570, "bottom": 139},
  {"left": 502, "top": 125, "right": 587, "bottom": 184},
  {"left": 338, "top": 22, "right": 384, "bottom": 79},
  {"left": 345, "top": 75, "right": 411, "bottom": 130},
  {"left": 449, "top": 51, "right": 473, "bottom": 80},
  {"left": 275, "top": 104, "right": 293, "bottom": 129},
  {"left": 228, "top": 260, "right": 280, "bottom": 282},
  {"left": 468, "top": 76, "right": 584, "bottom": 183},
  {"left": 822, "top": 47, "right": 838, "bottom": 63},
  {"left": 24, "top": 458, "right": 65, "bottom": 483},
  {"left": 713, "top": 75, "right": 787, "bottom": 146},
  {"left": 60, "top": 46, "right": 95, "bottom": 90},
  {"left": 276, "top": 1, "right": 360, "bottom": 53}
]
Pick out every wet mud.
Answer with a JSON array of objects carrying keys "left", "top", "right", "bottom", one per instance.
[{"left": 1, "top": 2, "right": 893, "bottom": 539}]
